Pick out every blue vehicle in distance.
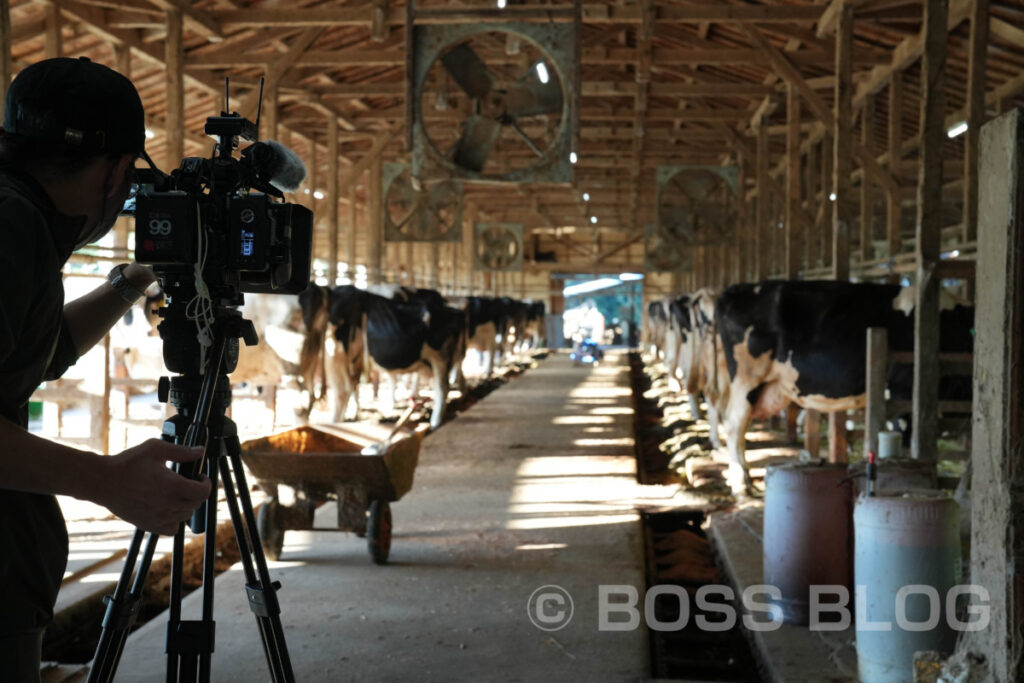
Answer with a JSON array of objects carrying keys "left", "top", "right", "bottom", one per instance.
[{"left": 570, "top": 338, "right": 604, "bottom": 367}]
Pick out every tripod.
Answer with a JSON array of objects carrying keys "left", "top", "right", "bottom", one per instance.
[{"left": 88, "top": 312, "right": 294, "bottom": 683}]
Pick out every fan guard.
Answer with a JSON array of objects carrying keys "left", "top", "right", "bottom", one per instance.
[
  {"left": 382, "top": 163, "right": 463, "bottom": 242},
  {"left": 473, "top": 222, "right": 524, "bottom": 271}
]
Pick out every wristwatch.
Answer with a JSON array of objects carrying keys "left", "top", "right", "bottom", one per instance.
[{"left": 107, "top": 263, "right": 148, "bottom": 303}]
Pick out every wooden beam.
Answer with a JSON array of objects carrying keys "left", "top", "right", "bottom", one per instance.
[
  {"left": 145, "top": 0, "right": 223, "bottom": 41},
  {"left": 44, "top": 1, "right": 62, "bottom": 58},
  {"left": 912, "top": 0, "right": 946, "bottom": 464},
  {"left": 831, "top": 3, "right": 854, "bottom": 282},
  {"left": 210, "top": 4, "right": 825, "bottom": 27},
  {"left": 337, "top": 124, "right": 401, "bottom": 196},
  {"left": 785, "top": 82, "right": 802, "bottom": 279},
  {"left": 164, "top": 8, "right": 184, "bottom": 163},
  {"left": 817, "top": 0, "right": 871, "bottom": 38},
  {"left": 742, "top": 24, "right": 899, "bottom": 197},
  {"left": 859, "top": 93, "right": 875, "bottom": 263},
  {"left": 886, "top": 72, "right": 903, "bottom": 281},
  {"left": 594, "top": 233, "right": 643, "bottom": 263},
  {"left": 964, "top": 0, "right": 988, "bottom": 245},
  {"left": 347, "top": 185, "right": 357, "bottom": 275},
  {"left": 236, "top": 28, "right": 322, "bottom": 121},
  {"left": 326, "top": 115, "right": 339, "bottom": 285},
  {"left": 367, "top": 156, "right": 383, "bottom": 284},
  {"left": 756, "top": 121, "right": 769, "bottom": 280}
]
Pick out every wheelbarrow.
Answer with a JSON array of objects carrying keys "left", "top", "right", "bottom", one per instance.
[{"left": 240, "top": 422, "right": 425, "bottom": 564}]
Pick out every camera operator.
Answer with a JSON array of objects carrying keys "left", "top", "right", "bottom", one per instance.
[{"left": 0, "top": 57, "right": 212, "bottom": 681}]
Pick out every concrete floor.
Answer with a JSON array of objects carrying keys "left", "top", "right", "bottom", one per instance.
[{"left": 110, "top": 351, "right": 654, "bottom": 682}]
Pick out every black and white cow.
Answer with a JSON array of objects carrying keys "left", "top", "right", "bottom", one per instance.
[
  {"left": 360, "top": 288, "right": 466, "bottom": 429},
  {"left": 713, "top": 280, "right": 974, "bottom": 494},
  {"left": 646, "top": 299, "right": 669, "bottom": 358},
  {"left": 297, "top": 283, "right": 365, "bottom": 422},
  {"left": 465, "top": 296, "right": 508, "bottom": 378}
]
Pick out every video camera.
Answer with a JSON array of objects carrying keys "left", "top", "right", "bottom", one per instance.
[{"left": 124, "top": 111, "right": 313, "bottom": 296}]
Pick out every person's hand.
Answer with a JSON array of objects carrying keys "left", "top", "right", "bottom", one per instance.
[
  {"left": 95, "top": 439, "right": 212, "bottom": 535},
  {"left": 124, "top": 262, "right": 157, "bottom": 295}
]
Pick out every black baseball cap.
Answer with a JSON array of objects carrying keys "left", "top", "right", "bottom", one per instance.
[{"left": 2, "top": 56, "right": 145, "bottom": 156}]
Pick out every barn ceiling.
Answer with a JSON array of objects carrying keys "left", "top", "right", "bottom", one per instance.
[{"left": 5, "top": 0, "right": 1024, "bottom": 271}]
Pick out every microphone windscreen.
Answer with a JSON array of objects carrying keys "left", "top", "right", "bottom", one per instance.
[{"left": 253, "top": 140, "right": 307, "bottom": 192}]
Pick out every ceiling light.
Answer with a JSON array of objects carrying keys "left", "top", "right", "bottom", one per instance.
[
  {"left": 144, "top": 129, "right": 155, "bottom": 140},
  {"left": 829, "top": 192, "right": 837, "bottom": 202},
  {"left": 582, "top": 192, "right": 590, "bottom": 202},
  {"left": 497, "top": 0, "right": 506, "bottom": 7},
  {"left": 946, "top": 121, "right": 968, "bottom": 138},
  {"left": 313, "top": 190, "right": 325, "bottom": 200},
  {"left": 590, "top": 216, "right": 598, "bottom": 224},
  {"left": 535, "top": 62, "right": 550, "bottom": 85},
  {"left": 569, "top": 151, "right": 578, "bottom": 164}
]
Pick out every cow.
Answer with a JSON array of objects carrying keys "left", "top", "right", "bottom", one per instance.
[
  {"left": 646, "top": 299, "right": 669, "bottom": 358},
  {"left": 465, "top": 296, "right": 508, "bottom": 379},
  {"left": 358, "top": 288, "right": 466, "bottom": 430},
  {"left": 713, "top": 280, "right": 974, "bottom": 494},
  {"left": 679, "top": 289, "right": 727, "bottom": 447}
]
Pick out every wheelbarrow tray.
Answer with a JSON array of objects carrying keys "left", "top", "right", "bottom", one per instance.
[{"left": 240, "top": 424, "right": 424, "bottom": 503}]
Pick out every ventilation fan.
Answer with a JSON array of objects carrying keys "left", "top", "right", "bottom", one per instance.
[
  {"left": 473, "top": 223, "right": 524, "bottom": 271},
  {"left": 644, "top": 223, "right": 694, "bottom": 273},
  {"left": 656, "top": 166, "right": 739, "bottom": 246},
  {"left": 410, "top": 23, "right": 578, "bottom": 183},
  {"left": 382, "top": 163, "right": 463, "bottom": 242}
]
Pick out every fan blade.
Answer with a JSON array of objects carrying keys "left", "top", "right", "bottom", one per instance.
[
  {"left": 504, "top": 66, "right": 563, "bottom": 118},
  {"left": 453, "top": 115, "right": 502, "bottom": 173},
  {"left": 441, "top": 44, "right": 496, "bottom": 99},
  {"left": 510, "top": 122, "right": 544, "bottom": 157}
]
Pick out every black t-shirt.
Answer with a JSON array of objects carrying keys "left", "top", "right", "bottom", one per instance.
[{"left": 0, "top": 165, "right": 83, "bottom": 633}]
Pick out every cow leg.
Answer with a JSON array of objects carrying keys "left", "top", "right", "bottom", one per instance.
[
  {"left": 483, "top": 344, "right": 495, "bottom": 378},
  {"left": 428, "top": 359, "right": 449, "bottom": 430},
  {"left": 723, "top": 390, "right": 756, "bottom": 495},
  {"left": 687, "top": 392, "right": 702, "bottom": 420},
  {"left": 706, "top": 399, "right": 722, "bottom": 449},
  {"left": 409, "top": 372, "right": 421, "bottom": 400}
]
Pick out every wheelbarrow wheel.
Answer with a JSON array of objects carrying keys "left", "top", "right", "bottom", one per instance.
[
  {"left": 257, "top": 499, "right": 285, "bottom": 562},
  {"left": 366, "top": 500, "right": 392, "bottom": 565}
]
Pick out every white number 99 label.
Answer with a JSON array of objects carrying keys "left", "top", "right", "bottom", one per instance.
[{"left": 148, "top": 219, "right": 173, "bottom": 236}]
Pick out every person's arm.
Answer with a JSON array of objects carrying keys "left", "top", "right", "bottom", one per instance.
[
  {"left": 0, "top": 417, "right": 211, "bottom": 535},
  {"left": 62, "top": 262, "right": 156, "bottom": 357}
]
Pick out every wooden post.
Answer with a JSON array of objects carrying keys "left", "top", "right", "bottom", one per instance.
[
  {"left": 165, "top": 9, "right": 185, "bottom": 164},
  {"left": 264, "top": 80, "right": 279, "bottom": 141},
  {"left": 347, "top": 186, "right": 358, "bottom": 281},
  {"left": 912, "top": 0, "right": 946, "bottom": 463},
  {"left": 115, "top": 44, "right": 131, "bottom": 84},
  {"left": 859, "top": 94, "right": 875, "bottom": 265},
  {"left": 429, "top": 242, "right": 440, "bottom": 290},
  {"left": 804, "top": 409, "right": 821, "bottom": 456},
  {"left": 865, "top": 327, "right": 888, "bottom": 458},
  {"left": 326, "top": 116, "right": 339, "bottom": 285},
  {"left": 367, "top": 157, "right": 383, "bottom": 284},
  {"left": 0, "top": 0, "right": 11, "bottom": 125},
  {"left": 785, "top": 82, "right": 802, "bottom": 280},
  {"left": 963, "top": 0, "right": 989, "bottom": 246},
  {"left": 886, "top": 72, "right": 903, "bottom": 282},
  {"left": 831, "top": 2, "right": 853, "bottom": 282},
  {"left": 828, "top": 413, "right": 847, "bottom": 464},
  {"left": 962, "top": 107, "right": 1024, "bottom": 683},
  {"left": 736, "top": 151, "right": 747, "bottom": 284},
  {"left": 44, "top": 1, "right": 61, "bottom": 59},
  {"left": 804, "top": 134, "right": 818, "bottom": 270},
  {"left": 821, "top": 132, "right": 833, "bottom": 269},
  {"left": 755, "top": 121, "right": 769, "bottom": 281}
]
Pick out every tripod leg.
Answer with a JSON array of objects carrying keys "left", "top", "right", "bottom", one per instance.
[
  {"left": 88, "top": 528, "right": 161, "bottom": 683},
  {"left": 166, "top": 453, "right": 219, "bottom": 683},
  {"left": 219, "top": 445, "right": 294, "bottom": 683}
]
